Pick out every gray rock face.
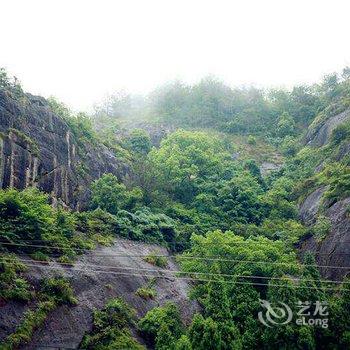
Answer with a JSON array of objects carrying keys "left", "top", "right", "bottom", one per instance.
[
  {"left": 304, "top": 108, "right": 350, "bottom": 146},
  {"left": 298, "top": 187, "right": 327, "bottom": 225},
  {"left": 0, "top": 238, "right": 199, "bottom": 349},
  {"left": 299, "top": 188, "right": 350, "bottom": 280},
  {"left": 0, "top": 90, "right": 129, "bottom": 209}
]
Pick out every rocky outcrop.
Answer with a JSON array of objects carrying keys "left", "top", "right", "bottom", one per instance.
[
  {"left": 299, "top": 188, "right": 350, "bottom": 280},
  {"left": 298, "top": 106, "right": 350, "bottom": 280},
  {"left": 0, "top": 238, "right": 199, "bottom": 349},
  {"left": 298, "top": 186, "right": 327, "bottom": 225},
  {"left": 304, "top": 108, "right": 350, "bottom": 146},
  {"left": 0, "top": 90, "right": 129, "bottom": 209}
]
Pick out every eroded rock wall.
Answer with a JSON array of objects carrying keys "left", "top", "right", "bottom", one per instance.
[{"left": 0, "top": 90, "right": 129, "bottom": 209}]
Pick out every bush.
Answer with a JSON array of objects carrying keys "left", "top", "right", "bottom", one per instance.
[
  {"left": 135, "top": 286, "right": 157, "bottom": 300},
  {"left": 30, "top": 251, "right": 49, "bottom": 262},
  {"left": 312, "top": 215, "right": 331, "bottom": 242},
  {"left": 0, "top": 188, "right": 79, "bottom": 257},
  {"left": 80, "top": 298, "right": 145, "bottom": 349},
  {"left": 281, "top": 136, "right": 298, "bottom": 157},
  {"left": 0, "top": 254, "right": 31, "bottom": 301},
  {"left": 91, "top": 173, "right": 142, "bottom": 214},
  {"left": 138, "top": 303, "right": 184, "bottom": 346},
  {"left": 124, "top": 129, "right": 152, "bottom": 155},
  {"left": 331, "top": 122, "right": 350, "bottom": 145},
  {"left": 4, "top": 300, "right": 56, "bottom": 348},
  {"left": 143, "top": 252, "right": 168, "bottom": 268},
  {"left": 40, "top": 277, "right": 77, "bottom": 305},
  {"left": 247, "top": 135, "right": 256, "bottom": 145}
]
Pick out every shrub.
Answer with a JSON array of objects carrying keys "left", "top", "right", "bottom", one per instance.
[
  {"left": 247, "top": 135, "right": 256, "bottom": 145},
  {"left": 0, "top": 188, "right": 79, "bottom": 257},
  {"left": 312, "top": 216, "right": 331, "bottom": 242},
  {"left": 143, "top": 252, "right": 168, "bottom": 268},
  {"left": 80, "top": 298, "right": 144, "bottom": 349},
  {"left": 331, "top": 121, "right": 350, "bottom": 145},
  {"left": 138, "top": 303, "right": 184, "bottom": 346},
  {"left": 124, "top": 129, "right": 152, "bottom": 155},
  {"left": 0, "top": 254, "right": 31, "bottom": 301},
  {"left": 135, "top": 286, "right": 157, "bottom": 300},
  {"left": 40, "top": 277, "right": 77, "bottom": 305},
  {"left": 30, "top": 251, "right": 49, "bottom": 262},
  {"left": 90, "top": 174, "right": 142, "bottom": 214},
  {"left": 4, "top": 300, "right": 56, "bottom": 348}
]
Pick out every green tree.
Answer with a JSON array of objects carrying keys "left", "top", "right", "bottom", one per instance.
[
  {"left": 149, "top": 130, "right": 230, "bottom": 203},
  {"left": 277, "top": 112, "right": 295, "bottom": 137},
  {"left": 90, "top": 173, "right": 142, "bottom": 214},
  {"left": 188, "top": 314, "right": 221, "bottom": 350},
  {"left": 125, "top": 129, "right": 152, "bottom": 155}
]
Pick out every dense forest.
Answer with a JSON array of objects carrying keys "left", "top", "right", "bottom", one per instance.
[{"left": 1, "top": 66, "right": 350, "bottom": 349}]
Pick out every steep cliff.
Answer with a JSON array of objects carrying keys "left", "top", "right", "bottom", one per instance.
[
  {"left": 304, "top": 107, "right": 350, "bottom": 147},
  {"left": 0, "top": 89, "right": 129, "bottom": 210},
  {"left": 298, "top": 108, "right": 350, "bottom": 280}
]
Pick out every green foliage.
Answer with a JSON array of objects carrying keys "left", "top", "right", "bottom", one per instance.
[
  {"left": 135, "top": 286, "right": 157, "bottom": 300},
  {"left": 327, "top": 279, "right": 350, "bottom": 349},
  {"left": 187, "top": 314, "right": 242, "bottom": 350},
  {"left": 91, "top": 173, "right": 143, "bottom": 214},
  {"left": 143, "top": 252, "right": 168, "bottom": 268},
  {"left": 80, "top": 298, "right": 144, "bottom": 349},
  {"left": 277, "top": 112, "right": 296, "bottom": 137},
  {"left": 317, "top": 163, "right": 350, "bottom": 203},
  {"left": 138, "top": 303, "right": 184, "bottom": 348},
  {"left": 247, "top": 135, "right": 256, "bottom": 145},
  {"left": 0, "top": 188, "right": 84, "bottom": 257},
  {"left": 4, "top": 300, "right": 56, "bottom": 349},
  {"left": 175, "top": 335, "right": 192, "bottom": 350},
  {"left": 3, "top": 277, "right": 76, "bottom": 349},
  {"left": 40, "top": 277, "right": 77, "bottom": 305},
  {"left": 149, "top": 130, "right": 230, "bottom": 203},
  {"left": 280, "top": 136, "right": 299, "bottom": 157},
  {"left": 331, "top": 121, "right": 350, "bottom": 145},
  {"left": 78, "top": 207, "right": 178, "bottom": 246},
  {"left": 312, "top": 215, "right": 331, "bottom": 242},
  {"left": 124, "top": 129, "right": 152, "bottom": 155},
  {"left": 30, "top": 251, "right": 49, "bottom": 262},
  {"left": 0, "top": 67, "right": 24, "bottom": 98},
  {"left": 0, "top": 254, "right": 31, "bottom": 301},
  {"left": 0, "top": 188, "right": 55, "bottom": 245}
]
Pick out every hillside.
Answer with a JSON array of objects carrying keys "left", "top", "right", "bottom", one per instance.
[
  {"left": 1, "top": 68, "right": 350, "bottom": 349},
  {"left": 0, "top": 239, "right": 198, "bottom": 349}
]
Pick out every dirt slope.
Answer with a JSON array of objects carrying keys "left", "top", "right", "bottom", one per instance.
[{"left": 0, "top": 239, "right": 199, "bottom": 349}]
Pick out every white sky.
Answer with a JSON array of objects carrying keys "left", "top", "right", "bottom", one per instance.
[{"left": 1, "top": 0, "right": 350, "bottom": 111}]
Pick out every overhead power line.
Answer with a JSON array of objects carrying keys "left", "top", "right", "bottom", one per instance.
[
  {"left": 5, "top": 260, "right": 349, "bottom": 292},
  {"left": 1, "top": 241, "right": 349, "bottom": 270},
  {"left": 1, "top": 256, "right": 347, "bottom": 285}
]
